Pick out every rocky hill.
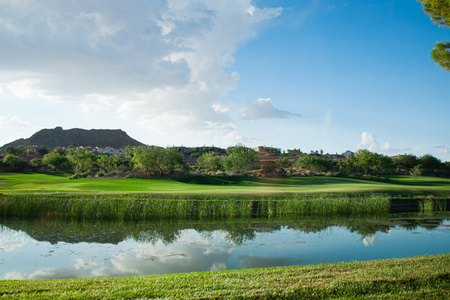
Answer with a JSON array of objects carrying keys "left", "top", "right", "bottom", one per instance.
[{"left": 1, "top": 126, "right": 145, "bottom": 150}]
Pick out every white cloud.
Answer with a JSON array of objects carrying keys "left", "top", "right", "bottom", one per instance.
[
  {"left": 81, "top": 102, "right": 109, "bottom": 113},
  {"left": 7, "top": 79, "right": 40, "bottom": 98},
  {"left": 241, "top": 98, "right": 302, "bottom": 120},
  {"left": 0, "top": 0, "right": 282, "bottom": 141},
  {"left": 357, "top": 132, "right": 408, "bottom": 155},
  {"left": 0, "top": 116, "right": 32, "bottom": 128}
]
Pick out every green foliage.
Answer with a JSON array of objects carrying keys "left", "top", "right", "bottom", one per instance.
[
  {"left": 30, "top": 157, "right": 43, "bottom": 168},
  {"left": 37, "top": 147, "right": 49, "bottom": 156},
  {"left": 419, "top": 154, "right": 442, "bottom": 174},
  {"left": 189, "top": 152, "right": 201, "bottom": 158},
  {"left": 5, "top": 146, "right": 16, "bottom": 155},
  {"left": 431, "top": 41, "right": 450, "bottom": 71},
  {"left": 132, "top": 146, "right": 185, "bottom": 176},
  {"left": 394, "top": 154, "right": 419, "bottom": 171},
  {"left": 349, "top": 149, "right": 394, "bottom": 175},
  {"left": 418, "top": 0, "right": 450, "bottom": 26},
  {"left": 5, "top": 145, "right": 26, "bottom": 156},
  {"left": 275, "top": 156, "right": 290, "bottom": 168},
  {"left": 225, "top": 144, "right": 258, "bottom": 174},
  {"left": 67, "top": 148, "right": 96, "bottom": 173},
  {"left": 53, "top": 147, "right": 66, "bottom": 155},
  {"left": 295, "top": 155, "right": 331, "bottom": 172},
  {"left": 42, "top": 151, "right": 70, "bottom": 171},
  {"left": 96, "top": 154, "right": 124, "bottom": 173},
  {"left": 2, "top": 154, "right": 28, "bottom": 171},
  {"left": 418, "top": 0, "right": 450, "bottom": 71},
  {"left": 197, "top": 151, "right": 223, "bottom": 173}
]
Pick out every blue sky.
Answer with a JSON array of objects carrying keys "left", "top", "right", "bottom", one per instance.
[{"left": 1, "top": 0, "right": 449, "bottom": 161}]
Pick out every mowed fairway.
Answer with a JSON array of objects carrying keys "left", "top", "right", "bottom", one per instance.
[{"left": 0, "top": 172, "right": 449, "bottom": 196}]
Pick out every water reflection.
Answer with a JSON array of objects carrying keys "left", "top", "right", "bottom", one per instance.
[{"left": 0, "top": 213, "right": 449, "bottom": 280}]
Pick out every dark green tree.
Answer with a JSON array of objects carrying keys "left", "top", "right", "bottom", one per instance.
[
  {"left": 37, "top": 147, "right": 49, "bottom": 156},
  {"left": 197, "top": 152, "right": 223, "bottom": 173},
  {"left": 393, "top": 154, "right": 420, "bottom": 171},
  {"left": 419, "top": 154, "right": 442, "bottom": 174},
  {"left": 97, "top": 154, "right": 124, "bottom": 173},
  {"left": 42, "top": 151, "right": 69, "bottom": 171},
  {"left": 295, "top": 155, "right": 331, "bottom": 173},
  {"left": 2, "top": 154, "right": 28, "bottom": 171},
  {"left": 225, "top": 144, "right": 258, "bottom": 174},
  {"left": 67, "top": 148, "right": 96, "bottom": 173},
  {"left": 418, "top": 0, "right": 450, "bottom": 71},
  {"left": 132, "top": 146, "right": 185, "bottom": 176},
  {"left": 30, "top": 157, "right": 43, "bottom": 168},
  {"left": 5, "top": 146, "right": 16, "bottom": 155}
]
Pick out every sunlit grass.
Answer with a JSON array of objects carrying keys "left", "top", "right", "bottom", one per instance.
[
  {"left": 1, "top": 254, "right": 448, "bottom": 299},
  {"left": 1, "top": 173, "right": 449, "bottom": 196}
]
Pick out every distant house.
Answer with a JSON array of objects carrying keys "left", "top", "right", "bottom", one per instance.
[
  {"left": 254, "top": 146, "right": 281, "bottom": 156},
  {"left": 323, "top": 153, "right": 346, "bottom": 161},
  {"left": 94, "top": 146, "right": 124, "bottom": 155},
  {"left": 342, "top": 150, "right": 354, "bottom": 159}
]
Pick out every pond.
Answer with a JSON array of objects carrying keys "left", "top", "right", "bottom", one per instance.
[{"left": 1, "top": 213, "right": 449, "bottom": 280}]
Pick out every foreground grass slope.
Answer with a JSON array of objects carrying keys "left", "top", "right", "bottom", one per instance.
[
  {"left": 1, "top": 172, "right": 449, "bottom": 196},
  {"left": 1, "top": 254, "right": 448, "bottom": 299}
]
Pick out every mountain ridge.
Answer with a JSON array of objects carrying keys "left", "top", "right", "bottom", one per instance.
[{"left": 1, "top": 126, "right": 145, "bottom": 150}]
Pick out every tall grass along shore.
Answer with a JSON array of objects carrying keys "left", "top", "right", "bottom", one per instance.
[
  {"left": 1, "top": 254, "right": 448, "bottom": 299},
  {"left": 1, "top": 192, "right": 448, "bottom": 220},
  {"left": 0, "top": 193, "right": 395, "bottom": 220}
]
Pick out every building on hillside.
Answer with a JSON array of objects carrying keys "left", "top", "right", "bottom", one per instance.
[
  {"left": 323, "top": 153, "right": 346, "bottom": 161},
  {"left": 342, "top": 150, "right": 354, "bottom": 159},
  {"left": 254, "top": 146, "right": 281, "bottom": 156}
]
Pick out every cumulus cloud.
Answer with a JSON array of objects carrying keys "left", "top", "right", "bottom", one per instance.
[
  {"left": 241, "top": 98, "right": 302, "bottom": 120},
  {"left": 0, "top": 116, "right": 32, "bottom": 128},
  {"left": 357, "top": 132, "right": 408, "bottom": 155},
  {"left": 0, "top": 0, "right": 282, "bottom": 139}
]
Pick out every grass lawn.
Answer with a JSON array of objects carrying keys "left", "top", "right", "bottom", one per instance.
[
  {"left": 0, "top": 172, "right": 449, "bottom": 196},
  {"left": 1, "top": 254, "right": 448, "bottom": 299}
]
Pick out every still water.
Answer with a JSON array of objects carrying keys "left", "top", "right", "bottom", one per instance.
[{"left": 1, "top": 213, "right": 449, "bottom": 280}]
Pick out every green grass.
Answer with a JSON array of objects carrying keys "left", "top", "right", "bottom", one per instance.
[
  {"left": 0, "top": 254, "right": 448, "bottom": 299},
  {"left": 1, "top": 173, "right": 449, "bottom": 196},
  {"left": 0, "top": 193, "right": 392, "bottom": 220}
]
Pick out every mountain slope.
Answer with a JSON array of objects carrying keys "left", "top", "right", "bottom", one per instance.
[{"left": 1, "top": 126, "right": 145, "bottom": 150}]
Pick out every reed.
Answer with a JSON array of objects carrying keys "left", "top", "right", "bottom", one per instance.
[{"left": 0, "top": 192, "right": 397, "bottom": 221}]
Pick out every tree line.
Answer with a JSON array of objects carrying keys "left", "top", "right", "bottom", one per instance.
[{"left": 1, "top": 144, "right": 449, "bottom": 178}]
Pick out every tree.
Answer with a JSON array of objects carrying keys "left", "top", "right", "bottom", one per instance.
[
  {"left": 225, "top": 144, "right": 258, "bottom": 174},
  {"left": 418, "top": 0, "right": 450, "bottom": 26},
  {"left": 419, "top": 154, "right": 442, "bottom": 174},
  {"left": 393, "top": 154, "right": 419, "bottom": 171},
  {"left": 351, "top": 150, "right": 377, "bottom": 175},
  {"left": 53, "top": 147, "right": 66, "bottom": 155},
  {"left": 30, "top": 157, "right": 43, "bottom": 168},
  {"left": 37, "top": 147, "right": 49, "bottom": 156},
  {"left": 197, "top": 152, "right": 223, "bottom": 173},
  {"left": 132, "top": 146, "right": 185, "bottom": 176},
  {"left": 295, "top": 155, "right": 331, "bottom": 173},
  {"left": 15, "top": 145, "right": 26, "bottom": 156},
  {"left": 2, "top": 154, "right": 28, "bottom": 171},
  {"left": 43, "top": 151, "right": 69, "bottom": 171},
  {"left": 431, "top": 41, "right": 450, "bottom": 71},
  {"left": 418, "top": 0, "right": 450, "bottom": 71},
  {"left": 5, "top": 146, "right": 16, "bottom": 155},
  {"left": 97, "top": 154, "right": 124, "bottom": 173},
  {"left": 67, "top": 148, "right": 96, "bottom": 173},
  {"left": 275, "top": 157, "right": 290, "bottom": 169}
]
